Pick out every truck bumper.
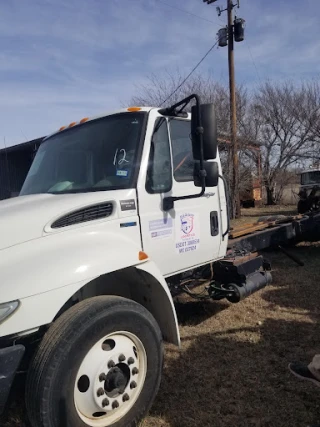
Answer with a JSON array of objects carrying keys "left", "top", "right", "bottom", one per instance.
[{"left": 0, "top": 345, "right": 25, "bottom": 415}]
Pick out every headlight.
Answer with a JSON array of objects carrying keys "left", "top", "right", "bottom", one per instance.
[{"left": 0, "top": 301, "right": 19, "bottom": 324}]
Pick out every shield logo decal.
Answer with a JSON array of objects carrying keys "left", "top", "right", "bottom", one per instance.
[{"left": 180, "top": 214, "right": 194, "bottom": 234}]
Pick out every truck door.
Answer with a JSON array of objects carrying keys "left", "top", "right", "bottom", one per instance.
[{"left": 137, "top": 111, "right": 225, "bottom": 277}]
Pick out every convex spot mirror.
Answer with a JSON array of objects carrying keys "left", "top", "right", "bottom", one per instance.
[{"left": 194, "top": 161, "right": 219, "bottom": 187}]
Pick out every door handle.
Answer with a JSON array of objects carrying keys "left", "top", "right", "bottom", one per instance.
[{"left": 210, "top": 211, "right": 219, "bottom": 236}]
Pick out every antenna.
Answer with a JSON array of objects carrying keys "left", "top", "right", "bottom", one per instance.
[{"left": 3, "top": 137, "right": 12, "bottom": 198}]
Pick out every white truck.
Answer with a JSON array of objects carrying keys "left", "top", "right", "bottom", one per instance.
[{"left": 0, "top": 95, "right": 272, "bottom": 427}]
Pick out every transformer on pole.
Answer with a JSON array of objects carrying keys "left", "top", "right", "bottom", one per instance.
[
  {"left": 203, "top": 0, "right": 246, "bottom": 218},
  {"left": 217, "top": 27, "right": 228, "bottom": 47}
]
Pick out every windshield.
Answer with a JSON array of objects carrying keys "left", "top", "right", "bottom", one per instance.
[
  {"left": 20, "top": 112, "right": 146, "bottom": 195},
  {"left": 301, "top": 171, "right": 320, "bottom": 185}
]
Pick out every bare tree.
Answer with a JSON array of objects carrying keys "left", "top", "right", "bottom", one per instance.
[
  {"left": 249, "top": 82, "right": 316, "bottom": 205},
  {"left": 130, "top": 71, "right": 255, "bottom": 216},
  {"left": 293, "top": 80, "right": 320, "bottom": 165},
  {"left": 130, "top": 71, "right": 320, "bottom": 207},
  {"left": 130, "top": 71, "right": 249, "bottom": 134}
]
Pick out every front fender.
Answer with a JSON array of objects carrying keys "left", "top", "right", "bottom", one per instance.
[
  {"left": 0, "top": 261, "right": 180, "bottom": 346},
  {"left": 0, "top": 227, "right": 180, "bottom": 345},
  {"left": 136, "top": 261, "right": 180, "bottom": 346},
  {"left": 0, "top": 224, "right": 143, "bottom": 302}
]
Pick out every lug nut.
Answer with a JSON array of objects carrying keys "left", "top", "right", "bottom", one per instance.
[
  {"left": 130, "top": 381, "right": 137, "bottom": 389},
  {"left": 112, "top": 400, "right": 119, "bottom": 409},
  {"left": 99, "top": 373, "right": 106, "bottom": 382},
  {"left": 132, "top": 367, "right": 139, "bottom": 375},
  {"left": 102, "top": 398, "right": 109, "bottom": 408},
  {"left": 97, "top": 388, "right": 105, "bottom": 397},
  {"left": 128, "top": 357, "right": 134, "bottom": 365},
  {"left": 123, "top": 393, "right": 130, "bottom": 402},
  {"left": 108, "top": 360, "right": 115, "bottom": 369},
  {"left": 119, "top": 354, "right": 126, "bottom": 362}
]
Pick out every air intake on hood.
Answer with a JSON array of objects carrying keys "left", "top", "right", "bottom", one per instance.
[{"left": 51, "top": 202, "right": 113, "bottom": 228}]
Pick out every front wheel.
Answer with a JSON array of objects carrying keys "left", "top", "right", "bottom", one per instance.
[{"left": 26, "top": 296, "right": 163, "bottom": 427}]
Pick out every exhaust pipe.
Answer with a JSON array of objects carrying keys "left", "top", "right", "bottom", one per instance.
[{"left": 225, "top": 271, "right": 272, "bottom": 303}]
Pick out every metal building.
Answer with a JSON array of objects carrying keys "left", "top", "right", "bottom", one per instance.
[{"left": 0, "top": 137, "right": 44, "bottom": 200}]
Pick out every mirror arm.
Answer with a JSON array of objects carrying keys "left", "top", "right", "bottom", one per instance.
[
  {"left": 163, "top": 94, "right": 207, "bottom": 212},
  {"left": 163, "top": 184, "right": 206, "bottom": 211},
  {"left": 164, "top": 93, "right": 200, "bottom": 114},
  {"left": 163, "top": 165, "right": 207, "bottom": 212}
]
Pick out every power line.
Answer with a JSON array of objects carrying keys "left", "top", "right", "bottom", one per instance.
[
  {"left": 152, "top": 0, "right": 262, "bottom": 89},
  {"left": 160, "top": 40, "right": 219, "bottom": 106},
  {"left": 246, "top": 43, "right": 262, "bottom": 84},
  {"left": 155, "top": 0, "right": 221, "bottom": 26}
]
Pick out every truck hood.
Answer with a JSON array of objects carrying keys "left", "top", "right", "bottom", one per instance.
[{"left": 0, "top": 191, "right": 134, "bottom": 251}]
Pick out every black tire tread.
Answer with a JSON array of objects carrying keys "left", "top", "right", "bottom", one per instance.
[{"left": 26, "top": 296, "right": 161, "bottom": 427}]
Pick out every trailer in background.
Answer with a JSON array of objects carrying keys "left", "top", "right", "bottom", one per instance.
[
  {"left": 0, "top": 138, "right": 43, "bottom": 200},
  {"left": 298, "top": 167, "right": 320, "bottom": 214}
]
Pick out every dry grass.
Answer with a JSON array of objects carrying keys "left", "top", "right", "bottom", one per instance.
[
  {"left": 1, "top": 207, "right": 319, "bottom": 427},
  {"left": 143, "top": 241, "right": 320, "bottom": 427}
]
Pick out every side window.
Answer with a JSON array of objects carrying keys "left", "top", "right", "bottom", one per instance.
[
  {"left": 146, "top": 118, "right": 172, "bottom": 194},
  {"left": 170, "top": 119, "right": 194, "bottom": 182}
]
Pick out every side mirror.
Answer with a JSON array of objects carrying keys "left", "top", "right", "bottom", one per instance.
[
  {"left": 194, "top": 161, "right": 219, "bottom": 187},
  {"left": 191, "top": 103, "right": 218, "bottom": 160}
]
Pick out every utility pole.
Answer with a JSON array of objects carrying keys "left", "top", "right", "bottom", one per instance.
[
  {"left": 202, "top": 0, "right": 245, "bottom": 219},
  {"left": 227, "top": 0, "right": 240, "bottom": 219}
]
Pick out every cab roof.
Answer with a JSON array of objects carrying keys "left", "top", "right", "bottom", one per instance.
[{"left": 45, "top": 107, "right": 156, "bottom": 141}]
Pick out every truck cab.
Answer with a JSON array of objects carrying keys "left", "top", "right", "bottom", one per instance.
[
  {"left": 0, "top": 96, "right": 268, "bottom": 427},
  {"left": 17, "top": 102, "right": 228, "bottom": 281}
]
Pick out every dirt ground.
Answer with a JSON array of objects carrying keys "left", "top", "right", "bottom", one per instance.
[{"left": 2, "top": 206, "right": 320, "bottom": 427}]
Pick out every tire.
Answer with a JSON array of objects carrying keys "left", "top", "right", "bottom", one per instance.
[{"left": 25, "top": 296, "right": 163, "bottom": 427}]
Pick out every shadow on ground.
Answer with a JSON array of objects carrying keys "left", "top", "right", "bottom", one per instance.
[
  {"left": 147, "top": 243, "right": 320, "bottom": 427},
  {"left": 149, "top": 317, "right": 320, "bottom": 427},
  {"left": 174, "top": 300, "right": 230, "bottom": 326},
  {"left": 262, "top": 244, "right": 320, "bottom": 322}
]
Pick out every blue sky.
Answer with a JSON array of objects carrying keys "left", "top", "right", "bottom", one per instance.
[{"left": 0, "top": 0, "right": 319, "bottom": 148}]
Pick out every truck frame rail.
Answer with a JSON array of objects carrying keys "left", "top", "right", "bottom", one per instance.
[{"left": 228, "top": 211, "right": 320, "bottom": 253}]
